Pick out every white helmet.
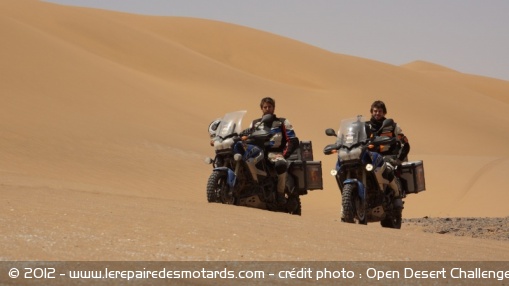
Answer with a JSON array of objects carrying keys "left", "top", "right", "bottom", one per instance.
[{"left": 208, "top": 119, "right": 221, "bottom": 137}]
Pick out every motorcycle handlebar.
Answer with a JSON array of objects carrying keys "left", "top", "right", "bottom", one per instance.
[
  {"left": 323, "top": 139, "right": 373, "bottom": 155},
  {"left": 323, "top": 136, "right": 396, "bottom": 155}
]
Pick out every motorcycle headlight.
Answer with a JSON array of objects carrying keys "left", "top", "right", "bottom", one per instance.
[
  {"left": 330, "top": 169, "right": 338, "bottom": 176},
  {"left": 365, "top": 164, "right": 374, "bottom": 171}
]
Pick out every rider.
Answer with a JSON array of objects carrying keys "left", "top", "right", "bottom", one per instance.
[
  {"left": 366, "top": 100, "right": 410, "bottom": 166},
  {"left": 248, "top": 97, "right": 299, "bottom": 205},
  {"left": 365, "top": 100, "right": 410, "bottom": 201}
]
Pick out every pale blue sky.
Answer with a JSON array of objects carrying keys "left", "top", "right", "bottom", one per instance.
[{"left": 44, "top": 0, "right": 509, "bottom": 81}]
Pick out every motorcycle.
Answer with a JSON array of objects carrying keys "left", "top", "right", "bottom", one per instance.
[
  {"left": 205, "top": 110, "right": 323, "bottom": 215},
  {"left": 323, "top": 115, "right": 403, "bottom": 228}
]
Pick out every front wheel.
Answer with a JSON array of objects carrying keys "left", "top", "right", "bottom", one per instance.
[
  {"left": 341, "top": 184, "right": 356, "bottom": 223},
  {"left": 206, "top": 171, "right": 232, "bottom": 203}
]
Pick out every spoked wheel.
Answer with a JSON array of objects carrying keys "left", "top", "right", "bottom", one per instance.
[
  {"left": 206, "top": 171, "right": 233, "bottom": 204},
  {"left": 341, "top": 184, "right": 355, "bottom": 223}
]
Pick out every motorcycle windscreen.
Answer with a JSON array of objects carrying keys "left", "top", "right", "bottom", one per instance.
[
  {"left": 336, "top": 116, "right": 368, "bottom": 148},
  {"left": 215, "top": 110, "right": 247, "bottom": 138}
]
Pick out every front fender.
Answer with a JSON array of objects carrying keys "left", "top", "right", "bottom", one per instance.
[
  {"left": 213, "top": 167, "right": 237, "bottom": 188},
  {"left": 343, "top": 178, "right": 366, "bottom": 200}
]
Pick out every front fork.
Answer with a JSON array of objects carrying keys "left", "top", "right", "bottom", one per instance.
[
  {"left": 213, "top": 166, "right": 237, "bottom": 189},
  {"left": 334, "top": 165, "right": 368, "bottom": 204}
]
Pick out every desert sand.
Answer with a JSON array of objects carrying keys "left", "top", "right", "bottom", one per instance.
[{"left": 2, "top": 0, "right": 509, "bottom": 264}]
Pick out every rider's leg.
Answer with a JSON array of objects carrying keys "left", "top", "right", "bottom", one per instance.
[
  {"left": 269, "top": 152, "right": 288, "bottom": 205},
  {"left": 382, "top": 161, "right": 401, "bottom": 199},
  {"left": 246, "top": 151, "right": 263, "bottom": 182},
  {"left": 277, "top": 172, "right": 287, "bottom": 204},
  {"left": 384, "top": 163, "right": 404, "bottom": 212},
  {"left": 237, "top": 143, "right": 263, "bottom": 182}
]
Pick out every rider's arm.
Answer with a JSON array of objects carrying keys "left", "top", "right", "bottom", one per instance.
[
  {"left": 281, "top": 119, "right": 299, "bottom": 158},
  {"left": 395, "top": 124, "right": 410, "bottom": 161}
]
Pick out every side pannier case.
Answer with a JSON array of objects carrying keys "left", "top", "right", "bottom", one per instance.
[
  {"left": 288, "top": 141, "right": 323, "bottom": 195},
  {"left": 400, "top": 160, "right": 426, "bottom": 194}
]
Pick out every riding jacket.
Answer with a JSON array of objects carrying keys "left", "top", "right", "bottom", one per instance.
[
  {"left": 250, "top": 115, "right": 299, "bottom": 158},
  {"left": 365, "top": 117, "right": 410, "bottom": 162}
]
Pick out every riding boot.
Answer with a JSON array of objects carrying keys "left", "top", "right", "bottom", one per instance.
[
  {"left": 246, "top": 151, "right": 264, "bottom": 182},
  {"left": 389, "top": 177, "right": 401, "bottom": 198},
  {"left": 277, "top": 172, "right": 287, "bottom": 205},
  {"left": 388, "top": 178, "right": 401, "bottom": 199},
  {"left": 389, "top": 178, "right": 404, "bottom": 213}
]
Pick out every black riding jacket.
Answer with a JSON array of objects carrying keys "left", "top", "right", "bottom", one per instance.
[{"left": 365, "top": 117, "right": 410, "bottom": 162}]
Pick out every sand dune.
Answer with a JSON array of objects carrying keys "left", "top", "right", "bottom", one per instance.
[{"left": 1, "top": 0, "right": 509, "bottom": 262}]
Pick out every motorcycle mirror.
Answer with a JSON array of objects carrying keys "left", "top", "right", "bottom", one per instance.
[{"left": 325, "top": 128, "right": 337, "bottom": 137}]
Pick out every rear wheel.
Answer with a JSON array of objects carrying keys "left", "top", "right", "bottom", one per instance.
[
  {"left": 286, "top": 195, "right": 302, "bottom": 216},
  {"left": 285, "top": 177, "right": 301, "bottom": 216},
  {"left": 206, "top": 171, "right": 229, "bottom": 203},
  {"left": 381, "top": 185, "right": 403, "bottom": 229},
  {"left": 355, "top": 193, "right": 367, "bottom": 225},
  {"left": 380, "top": 208, "right": 402, "bottom": 229}
]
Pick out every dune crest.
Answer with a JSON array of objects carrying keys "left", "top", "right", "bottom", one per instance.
[
  {"left": 401, "top": 60, "right": 460, "bottom": 73},
  {"left": 1, "top": 0, "right": 509, "bottom": 261}
]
